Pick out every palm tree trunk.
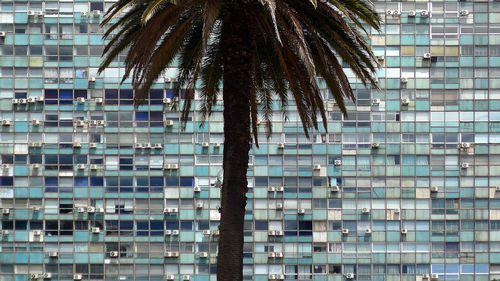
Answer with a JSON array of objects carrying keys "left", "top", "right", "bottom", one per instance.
[{"left": 217, "top": 5, "right": 256, "bottom": 281}]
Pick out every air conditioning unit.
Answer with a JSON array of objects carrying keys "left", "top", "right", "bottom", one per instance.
[
  {"left": 334, "top": 160, "right": 342, "bottom": 166},
  {"left": 276, "top": 186, "right": 284, "bottom": 192},
  {"left": 31, "top": 120, "right": 40, "bottom": 125},
  {"left": 0, "top": 31, "right": 5, "bottom": 37},
  {"left": 202, "top": 142, "right": 210, "bottom": 147},
  {"left": 165, "top": 120, "right": 174, "bottom": 126},
  {"left": 268, "top": 230, "right": 276, "bottom": 236},
  {"left": 154, "top": 143, "right": 162, "bottom": 149},
  {"left": 73, "top": 142, "right": 82, "bottom": 148},
  {"left": 268, "top": 186, "right": 276, "bottom": 192},
  {"left": 203, "top": 230, "right": 212, "bottom": 235},
  {"left": 275, "top": 230, "right": 283, "bottom": 236},
  {"left": 420, "top": 10, "right": 429, "bottom": 17},
  {"left": 342, "top": 229, "right": 349, "bottom": 234},
  {"left": 365, "top": 229, "right": 372, "bottom": 234},
  {"left": 2, "top": 208, "right": 10, "bottom": 215},
  {"left": 96, "top": 120, "right": 105, "bottom": 126},
  {"left": 1, "top": 164, "right": 10, "bottom": 169},
  {"left": 372, "top": 142, "right": 380, "bottom": 148},
  {"left": 27, "top": 10, "right": 35, "bottom": 16},
  {"left": 36, "top": 96, "right": 44, "bottom": 102},
  {"left": 89, "top": 143, "right": 97, "bottom": 148},
  {"left": 95, "top": 98, "right": 103, "bottom": 103},
  {"left": 1, "top": 230, "right": 9, "bottom": 235},
  {"left": 495, "top": 186, "right": 500, "bottom": 192},
  {"left": 80, "top": 12, "right": 88, "bottom": 17},
  {"left": 163, "top": 98, "right": 172, "bottom": 104},
  {"left": 91, "top": 227, "right": 100, "bottom": 233},
  {"left": 135, "top": 143, "right": 143, "bottom": 149},
  {"left": 461, "top": 163, "right": 470, "bottom": 169},
  {"left": 77, "top": 207, "right": 86, "bottom": 213},
  {"left": 29, "top": 142, "right": 43, "bottom": 147},
  {"left": 430, "top": 186, "right": 439, "bottom": 192},
  {"left": 212, "top": 229, "right": 220, "bottom": 236},
  {"left": 12, "top": 99, "right": 19, "bottom": 104},
  {"left": 76, "top": 97, "right": 86, "bottom": 104},
  {"left": 32, "top": 206, "right": 41, "bottom": 211},
  {"left": 75, "top": 120, "right": 85, "bottom": 127},
  {"left": 73, "top": 274, "right": 83, "bottom": 280},
  {"left": 276, "top": 203, "right": 283, "bottom": 210},
  {"left": 361, "top": 208, "right": 370, "bottom": 214},
  {"left": 460, "top": 10, "right": 469, "bottom": 16},
  {"left": 431, "top": 274, "right": 439, "bottom": 279},
  {"left": 143, "top": 143, "right": 152, "bottom": 149},
  {"left": 166, "top": 275, "right": 175, "bottom": 280},
  {"left": 89, "top": 120, "right": 98, "bottom": 126},
  {"left": 2, "top": 120, "right": 11, "bottom": 126},
  {"left": 275, "top": 252, "right": 284, "bottom": 258},
  {"left": 276, "top": 274, "right": 285, "bottom": 280},
  {"left": 199, "top": 252, "right": 209, "bottom": 258},
  {"left": 330, "top": 185, "right": 340, "bottom": 192},
  {"left": 408, "top": 10, "right": 416, "bottom": 17},
  {"left": 372, "top": 99, "right": 380, "bottom": 105},
  {"left": 49, "top": 251, "right": 58, "bottom": 258},
  {"left": 212, "top": 142, "right": 220, "bottom": 147},
  {"left": 165, "top": 230, "right": 172, "bottom": 235},
  {"left": 31, "top": 164, "right": 41, "bottom": 169},
  {"left": 401, "top": 98, "right": 410, "bottom": 106},
  {"left": 376, "top": 55, "right": 385, "bottom": 61},
  {"left": 27, "top": 97, "right": 36, "bottom": 103},
  {"left": 422, "top": 274, "right": 430, "bottom": 279},
  {"left": 183, "top": 275, "right": 190, "bottom": 281},
  {"left": 297, "top": 208, "right": 306, "bottom": 215},
  {"left": 196, "top": 202, "right": 204, "bottom": 209},
  {"left": 423, "top": 53, "right": 432, "bottom": 59},
  {"left": 193, "top": 186, "right": 201, "bottom": 192},
  {"left": 87, "top": 206, "right": 96, "bottom": 213},
  {"left": 35, "top": 11, "right": 44, "bottom": 16},
  {"left": 268, "top": 252, "right": 276, "bottom": 258},
  {"left": 401, "top": 228, "right": 408, "bottom": 234},
  {"left": 277, "top": 143, "right": 285, "bottom": 148},
  {"left": 459, "top": 142, "right": 471, "bottom": 149},
  {"left": 110, "top": 251, "right": 119, "bottom": 257},
  {"left": 33, "top": 230, "right": 42, "bottom": 236},
  {"left": 401, "top": 77, "right": 408, "bottom": 83},
  {"left": 92, "top": 10, "right": 101, "bottom": 17},
  {"left": 392, "top": 10, "right": 401, "bottom": 17},
  {"left": 313, "top": 164, "right": 321, "bottom": 170},
  {"left": 269, "top": 274, "right": 277, "bottom": 280},
  {"left": 346, "top": 273, "right": 355, "bottom": 279},
  {"left": 89, "top": 76, "right": 96, "bottom": 82},
  {"left": 170, "top": 164, "right": 179, "bottom": 169},
  {"left": 43, "top": 273, "right": 52, "bottom": 279},
  {"left": 30, "top": 274, "right": 40, "bottom": 279},
  {"left": 386, "top": 10, "right": 394, "bottom": 16},
  {"left": 77, "top": 164, "right": 86, "bottom": 170}
]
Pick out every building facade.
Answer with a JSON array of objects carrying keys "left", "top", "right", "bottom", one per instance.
[{"left": 1, "top": 1, "right": 500, "bottom": 281}]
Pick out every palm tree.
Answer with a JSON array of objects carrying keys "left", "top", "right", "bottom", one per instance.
[{"left": 99, "top": 0, "right": 380, "bottom": 280}]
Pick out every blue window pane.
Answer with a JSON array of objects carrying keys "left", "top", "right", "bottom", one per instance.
[
  {"left": 180, "top": 177, "right": 194, "bottom": 187},
  {"left": 135, "top": 112, "right": 148, "bottom": 121},
  {"left": 74, "top": 177, "right": 88, "bottom": 186}
]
